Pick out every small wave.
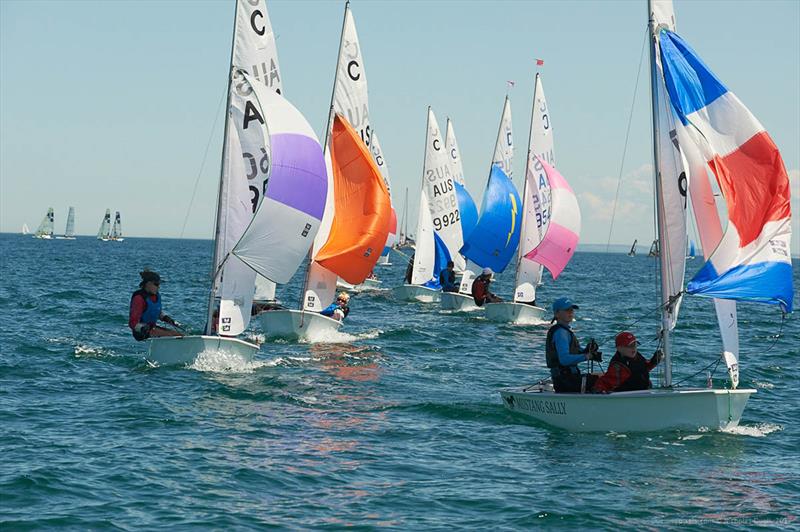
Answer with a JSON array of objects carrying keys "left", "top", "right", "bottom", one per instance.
[
  {"left": 299, "top": 327, "right": 382, "bottom": 344},
  {"left": 73, "top": 344, "right": 114, "bottom": 358},
  {"left": 188, "top": 349, "right": 269, "bottom": 374},
  {"left": 721, "top": 422, "right": 783, "bottom": 438},
  {"left": 243, "top": 332, "right": 266, "bottom": 345},
  {"left": 752, "top": 380, "right": 775, "bottom": 390}
]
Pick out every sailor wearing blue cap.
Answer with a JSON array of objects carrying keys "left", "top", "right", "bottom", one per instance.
[{"left": 544, "top": 297, "right": 602, "bottom": 392}]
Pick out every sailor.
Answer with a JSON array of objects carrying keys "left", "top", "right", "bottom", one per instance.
[
  {"left": 545, "top": 297, "right": 601, "bottom": 392},
  {"left": 128, "top": 270, "right": 183, "bottom": 341},
  {"left": 471, "top": 267, "right": 502, "bottom": 306},
  {"left": 439, "top": 261, "right": 458, "bottom": 292},
  {"left": 592, "top": 332, "right": 663, "bottom": 393},
  {"left": 321, "top": 292, "right": 350, "bottom": 321}
]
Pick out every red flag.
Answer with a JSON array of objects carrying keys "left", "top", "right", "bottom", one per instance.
[{"left": 536, "top": 58, "right": 544, "bottom": 66}]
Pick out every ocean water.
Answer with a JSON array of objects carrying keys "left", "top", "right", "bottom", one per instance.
[{"left": 1, "top": 233, "right": 797, "bottom": 530}]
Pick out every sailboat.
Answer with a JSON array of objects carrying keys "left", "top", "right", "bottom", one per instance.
[
  {"left": 393, "top": 108, "right": 460, "bottom": 303},
  {"left": 21, "top": 223, "right": 30, "bottom": 235},
  {"left": 33, "top": 207, "right": 54, "bottom": 239},
  {"left": 147, "top": 0, "right": 328, "bottom": 364},
  {"left": 55, "top": 206, "right": 76, "bottom": 240},
  {"left": 259, "top": 2, "right": 391, "bottom": 340},
  {"left": 628, "top": 238, "right": 638, "bottom": 256},
  {"left": 97, "top": 209, "right": 111, "bottom": 241},
  {"left": 500, "top": 0, "right": 792, "bottom": 432},
  {"left": 648, "top": 238, "right": 659, "bottom": 257},
  {"left": 108, "top": 211, "right": 124, "bottom": 241},
  {"left": 440, "top": 118, "right": 481, "bottom": 312},
  {"left": 486, "top": 75, "right": 569, "bottom": 324}
]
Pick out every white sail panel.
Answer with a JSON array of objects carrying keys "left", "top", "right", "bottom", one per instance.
[
  {"left": 491, "top": 97, "right": 514, "bottom": 178},
  {"left": 424, "top": 108, "right": 464, "bottom": 270},
  {"left": 445, "top": 119, "right": 465, "bottom": 186},
  {"left": 652, "top": 5, "right": 687, "bottom": 331},
  {"left": 411, "top": 189, "right": 436, "bottom": 285},
  {"left": 64, "top": 206, "right": 75, "bottom": 238},
  {"left": 97, "top": 209, "right": 111, "bottom": 239},
  {"left": 371, "top": 132, "right": 391, "bottom": 197}
]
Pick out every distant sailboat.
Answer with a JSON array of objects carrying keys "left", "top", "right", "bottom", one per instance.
[
  {"left": 147, "top": 0, "right": 328, "bottom": 365},
  {"left": 55, "top": 206, "right": 76, "bottom": 240},
  {"left": 260, "top": 2, "right": 391, "bottom": 340},
  {"left": 33, "top": 208, "right": 54, "bottom": 239},
  {"left": 110, "top": 211, "right": 124, "bottom": 241},
  {"left": 648, "top": 239, "right": 659, "bottom": 257},
  {"left": 628, "top": 238, "right": 638, "bottom": 256},
  {"left": 97, "top": 209, "right": 112, "bottom": 241},
  {"left": 21, "top": 223, "right": 30, "bottom": 235},
  {"left": 501, "top": 0, "right": 792, "bottom": 432}
]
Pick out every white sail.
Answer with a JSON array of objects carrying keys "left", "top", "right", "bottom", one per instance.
[
  {"left": 22, "top": 223, "right": 30, "bottom": 235},
  {"left": 423, "top": 108, "right": 463, "bottom": 270},
  {"left": 491, "top": 96, "right": 514, "bottom": 178},
  {"left": 651, "top": 0, "right": 687, "bottom": 332},
  {"left": 372, "top": 131, "right": 396, "bottom": 251},
  {"left": 64, "top": 207, "right": 75, "bottom": 238},
  {"left": 515, "top": 74, "right": 555, "bottom": 303},
  {"left": 35, "top": 207, "right": 54, "bottom": 237},
  {"left": 97, "top": 209, "right": 111, "bottom": 239},
  {"left": 445, "top": 119, "right": 465, "bottom": 186},
  {"left": 111, "top": 211, "right": 122, "bottom": 239},
  {"left": 411, "top": 189, "right": 436, "bottom": 285},
  {"left": 233, "top": 0, "right": 282, "bottom": 301}
]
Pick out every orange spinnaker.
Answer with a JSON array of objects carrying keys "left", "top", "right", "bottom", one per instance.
[{"left": 315, "top": 114, "right": 391, "bottom": 284}]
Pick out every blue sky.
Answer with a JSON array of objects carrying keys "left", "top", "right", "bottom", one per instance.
[{"left": 1, "top": 0, "right": 798, "bottom": 252}]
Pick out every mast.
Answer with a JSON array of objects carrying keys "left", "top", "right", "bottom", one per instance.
[
  {"left": 205, "top": 0, "right": 240, "bottom": 335},
  {"left": 489, "top": 95, "right": 511, "bottom": 186},
  {"left": 648, "top": 0, "right": 672, "bottom": 386},
  {"left": 403, "top": 186, "right": 409, "bottom": 242},
  {"left": 514, "top": 74, "right": 540, "bottom": 291}
]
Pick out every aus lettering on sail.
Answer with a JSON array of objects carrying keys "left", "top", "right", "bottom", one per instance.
[{"left": 231, "top": 0, "right": 282, "bottom": 214}]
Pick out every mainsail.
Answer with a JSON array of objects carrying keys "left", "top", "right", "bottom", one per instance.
[
  {"left": 97, "top": 209, "right": 111, "bottom": 240},
  {"left": 64, "top": 207, "right": 75, "bottom": 238},
  {"left": 410, "top": 190, "right": 436, "bottom": 285},
  {"left": 111, "top": 211, "right": 122, "bottom": 240},
  {"left": 445, "top": 119, "right": 479, "bottom": 245},
  {"left": 491, "top": 96, "right": 514, "bottom": 178},
  {"left": 35, "top": 207, "right": 54, "bottom": 238},
  {"left": 524, "top": 157, "right": 580, "bottom": 280},
  {"left": 303, "top": 4, "right": 391, "bottom": 311},
  {"left": 514, "top": 73, "right": 555, "bottom": 303}
]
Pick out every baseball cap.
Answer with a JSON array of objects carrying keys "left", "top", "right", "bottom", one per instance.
[
  {"left": 482, "top": 267, "right": 493, "bottom": 276},
  {"left": 551, "top": 297, "right": 579, "bottom": 312},
  {"left": 615, "top": 331, "right": 639, "bottom": 347}
]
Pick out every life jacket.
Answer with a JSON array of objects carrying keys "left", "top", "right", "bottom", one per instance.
[
  {"left": 471, "top": 277, "right": 489, "bottom": 306},
  {"left": 613, "top": 352, "right": 652, "bottom": 392},
  {"left": 132, "top": 289, "right": 161, "bottom": 326},
  {"left": 545, "top": 323, "right": 582, "bottom": 370}
]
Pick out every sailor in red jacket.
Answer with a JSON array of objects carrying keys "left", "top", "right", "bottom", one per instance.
[
  {"left": 592, "top": 331, "right": 663, "bottom": 393},
  {"left": 129, "top": 270, "right": 183, "bottom": 341}
]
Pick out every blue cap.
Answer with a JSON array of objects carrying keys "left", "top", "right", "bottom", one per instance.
[{"left": 552, "top": 297, "right": 579, "bottom": 312}]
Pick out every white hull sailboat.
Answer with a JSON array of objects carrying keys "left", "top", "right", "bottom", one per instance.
[
  {"left": 485, "top": 302, "right": 546, "bottom": 324},
  {"left": 501, "top": 385, "right": 754, "bottom": 432},
  {"left": 258, "top": 309, "right": 342, "bottom": 341},
  {"left": 33, "top": 207, "right": 54, "bottom": 239},
  {"left": 337, "top": 278, "right": 382, "bottom": 292},
  {"left": 55, "top": 206, "right": 76, "bottom": 240},
  {"left": 393, "top": 284, "right": 441, "bottom": 303},
  {"left": 149, "top": 0, "right": 328, "bottom": 365},
  {"left": 440, "top": 291, "right": 479, "bottom": 312},
  {"left": 97, "top": 208, "right": 112, "bottom": 241},
  {"left": 502, "top": 0, "right": 793, "bottom": 432}
]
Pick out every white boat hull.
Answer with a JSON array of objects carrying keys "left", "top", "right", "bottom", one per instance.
[
  {"left": 258, "top": 309, "right": 342, "bottom": 341},
  {"left": 485, "top": 302, "right": 547, "bottom": 324},
  {"left": 500, "top": 386, "right": 756, "bottom": 432},
  {"left": 336, "top": 278, "right": 382, "bottom": 292},
  {"left": 392, "top": 284, "right": 441, "bottom": 303},
  {"left": 440, "top": 291, "right": 480, "bottom": 312},
  {"left": 146, "top": 335, "right": 258, "bottom": 366}
]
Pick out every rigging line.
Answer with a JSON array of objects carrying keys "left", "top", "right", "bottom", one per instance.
[
  {"left": 605, "top": 25, "right": 649, "bottom": 254},
  {"left": 179, "top": 84, "right": 228, "bottom": 239},
  {"left": 672, "top": 355, "right": 721, "bottom": 388}
]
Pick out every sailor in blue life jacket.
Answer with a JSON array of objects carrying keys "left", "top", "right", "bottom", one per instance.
[
  {"left": 439, "top": 261, "right": 458, "bottom": 292},
  {"left": 128, "top": 270, "right": 183, "bottom": 341},
  {"left": 545, "top": 297, "right": 602, "bottom": 393},
  {"left": 320, "top": 291, "right": 350, "bottom": 321}
]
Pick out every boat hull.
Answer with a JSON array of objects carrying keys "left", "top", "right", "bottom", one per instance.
[
  {"left": 485, "top": 302, "right": 547, "bottom": 324},
  {"left": 336, "top": 278, "right": 382, "bottom": 292},
  {"left": 146, "top": 335, "right": 258, "bottom": 366},
  {"left": 258, "top": 309, "right": 342, "bottom": 341},
  {"left": 500, "top": 386, "right": 756, "bottom": 432},
  {"left": 440, "top": 291, "right": 480, "bottom": 312},
  {"left": 392, "top": 284, "right": 441, "bottom": 303}
]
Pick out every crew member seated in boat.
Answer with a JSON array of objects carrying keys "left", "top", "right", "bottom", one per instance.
[
  {"left": 471, "top": 268, "right": 502, "bottom": 306},
  {"left": 129, "top": 270, "right": 183, "bottom": 341},
  {"left": 545, "top": 297, "right": 601, "bottom": 392},
  {"left": 321, "top": 291, "right": 350, "bottom": 321},
  {"left": 592, "top": 332, "right": 663, "bottom": 393},
  {"left": 404, "top": 253, "right": 415, "bottom": 284},
  {"left": 439, "top": 261, "right": 458, "bottom": 292}
]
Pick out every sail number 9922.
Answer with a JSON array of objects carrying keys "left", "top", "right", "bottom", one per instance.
[{"left": 433, "top": 209, "right": 460, "bottom": 231}]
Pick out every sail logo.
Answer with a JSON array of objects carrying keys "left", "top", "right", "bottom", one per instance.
[
  {"left": 506, "top": 194, "right": 518, "bottom": 245},
  {"left": 302, "top": 223, "right": 311, "bottom": 237}
]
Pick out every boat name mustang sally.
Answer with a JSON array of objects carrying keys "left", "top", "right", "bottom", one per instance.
[{"left": 508, "top": 396, "right": 567, "bottom": 416}]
